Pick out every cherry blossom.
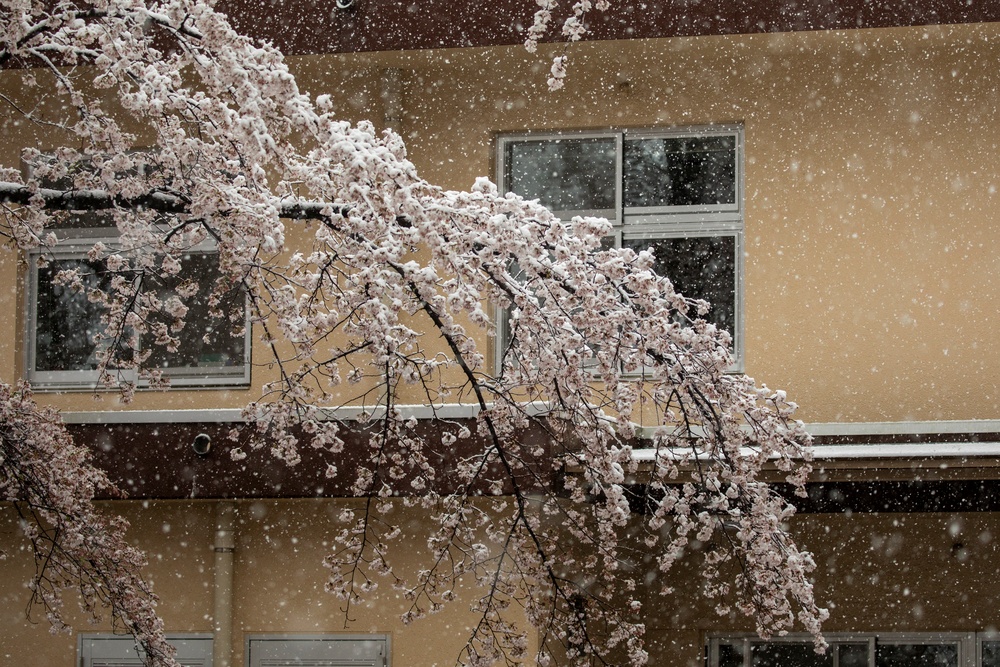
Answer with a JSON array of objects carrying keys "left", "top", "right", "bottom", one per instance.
[
  {"left": 0, "top": 382, "right": 176, "bottom": 666},
  {"left": 0, "top": 2, "right": 826, "bottom": 666}
]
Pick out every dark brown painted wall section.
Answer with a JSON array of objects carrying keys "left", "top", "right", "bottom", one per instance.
[
  {"left": 216, "top": 0, "right": 1000, "bottom": 56},
  {"left": 71, "top": 420, "right": 556, "bottom": 500},
  {"left": 73, "top": 419, "right": 1000, "bottom": 508}
]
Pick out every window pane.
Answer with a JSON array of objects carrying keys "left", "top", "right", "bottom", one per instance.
[
  {"left": 623, "top": 135, "right": 736, "bottom": 208},
  {"left": 875, "top": 644, "right": 958, "bottom": 667},
  {"left": 719, "top": 642, "right": 745, "bottom": 667},
  {"left": 144, "top": 253, "right": 246, "bottom": 375},
  {"left": 505, "top": 137, "right": 616, "bottom": 213},
  {"left": 983, "top": 642, "right": 1000, "bottom": 667},
  {"left": 34, "top": 253, "right": 245, "bottom": 379},
  {"left": 839, "top": 643, "right": 870, "bottom": 667},
  {"left": 35, "top": 258, "right": 127, "bottom": 371},
  {"left": 623, "top": 235, "right": 736, "bottom": 335},
  {"left": 752, "top": 643, "right": 832, "bottom": 667}
]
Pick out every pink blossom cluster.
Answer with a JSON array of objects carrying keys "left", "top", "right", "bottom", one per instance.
[
  {"left": 0, "top": 1, "right": 825, "bottom": 665},
  {"left": 524, "top": 0, "right": 613, "bottom": 89},
  {"left": 0, "top": 382, "right": 177, "bottom": 666}
]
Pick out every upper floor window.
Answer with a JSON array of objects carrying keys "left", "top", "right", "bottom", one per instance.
[
  {"left": 496, "top": 125, "right": 744, "bottom": 369},
  {"left": 22, "top": 155, "right": 250, "bottom": 390},
  {"left": 26, "top": 237, "right": 251, "bottom": 389}
]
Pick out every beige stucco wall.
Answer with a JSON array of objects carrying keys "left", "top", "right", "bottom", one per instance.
[
  {"left": 1, "top": 499, "right": 997, "bottom": 666},
  {"left": 0, "top": 23, "right": 998, "bottom": 422},
  {"left": 0, "top": 498, "right": 542, "bottom": 667},
  {"left": 294, "top": 22, "right": 1000, "bottom": 424}
]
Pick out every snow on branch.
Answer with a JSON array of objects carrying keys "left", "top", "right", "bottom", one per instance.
[
  {"left": 0, "top": 382, "right": 178, "bottom": 667},
  {"left": 0, "top": 180, "right": 357, "bottom": 220},
  {"left": 0, "top": 1, "right": 826, "bottom": 666}
]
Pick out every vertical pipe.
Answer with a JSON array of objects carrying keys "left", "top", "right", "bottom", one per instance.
[
  {"left": 381, "top": 68, "right": 404, "bottom": 133},
  {"left": 213, "top": 502, "right": 236, "bottom": 667}
]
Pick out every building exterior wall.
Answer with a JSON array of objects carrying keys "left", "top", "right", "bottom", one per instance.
[
  {"left": 0, "top": 16, "right": 998, "bottom": 667},
  {"left": 291, "top": 21, "right": 1000, "bottom": 424},
  {"left": 3, "top": 22, "right": 997, "bottom": 420},
  {"left": 2, "top": 500, "right": 998, "bottom": 666}
]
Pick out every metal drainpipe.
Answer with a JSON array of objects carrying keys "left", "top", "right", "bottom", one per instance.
[
  {"left": 213, "top": 502, "right": 236, "bottom": 667},
  {"left": 381, "top": 68, "right": 404, "bottom": 133}
]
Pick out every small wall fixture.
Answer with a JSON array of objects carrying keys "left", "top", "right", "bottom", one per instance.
[{"left": 192, "top": 433, "right": 212, "bottom": 457}]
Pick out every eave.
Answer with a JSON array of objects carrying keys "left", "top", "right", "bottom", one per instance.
[{"left": 215, "top": 0, "right": 1000, "bottom": 56}]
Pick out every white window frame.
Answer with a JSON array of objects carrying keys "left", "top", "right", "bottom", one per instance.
[
  {"left": 24, "top": 232, "right": 251, "bottom": 390},
  {"left": 79, "top": 633, "right": 213, "bottom": 667},
  {"left": 246, "top": 634, "right": 390, "bottom": 667},
  {"left": 495, "top": 124, "right": 745, "bottom": 372},
  {"left": 707, "top": 632, "right": 978, "bottom": 667},
  {"left": 979, "top": 634, "right": 1000, "bottom": 667}
]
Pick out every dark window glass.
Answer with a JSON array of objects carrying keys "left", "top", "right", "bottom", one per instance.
[
  {"left": 505, "top": 138, "right": 616, "bottom": 214},
  {"left": 983, "top": 642, "right": 1000, "bottom": 667},
  {"left": 623, "top": 135, "right": 736, "bottom": 208},
  {"left": 144, "top": 253, "right": 246, "bottom": 375},
  {"left": 875, "top": 644, "right": 958, "bottom": 667},
  {"left": 719, "top": 642, "right": 744, "bottom": 667},
  {"left": 35, "top": 258, "right": 126, "bottom": 371},
  {"left": 623, "top": 235, "right": 736, "bottom": 335},
  {"left": 34, "top": 253, "right": 245, "bottom": 378},
  {"left": 839, "top": 643, "right": 870, "bottom": 667},
  {"left": 752, "top": 643, "right": 833, "bottom": 667}
]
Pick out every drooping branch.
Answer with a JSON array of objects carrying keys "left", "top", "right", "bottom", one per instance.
[
  {"left": 0, "top": 382, "right": 178, "bottom": 667},
  {"left": 0, "top": 181, "right": 352, "bottom": 220},
  {"left": 0, "top": 2, "right": 828, "bottom": 666}
]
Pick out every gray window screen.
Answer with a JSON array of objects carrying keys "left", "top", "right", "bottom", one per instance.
[
  {"left": 247, "top": 635, "right": 389, "bottom": 667},
  {"left": 80, "top": 634, "right": 212, "bottom": 667}
]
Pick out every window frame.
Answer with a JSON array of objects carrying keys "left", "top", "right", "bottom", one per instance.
[
  {"left": 706, "top": 632, "right": 979, "bottom": 667},
  {"left": 24, "top": 232, "right": 252, "bottom": 390},
  {"left": 245, "top": 633, "right": 391, "bottom": 667},
  {"left": 495, "top": 124, "right": 745, "bottom": 372},
  {"left": 79, "top": 633, "right": 213, "bottom": 667}
]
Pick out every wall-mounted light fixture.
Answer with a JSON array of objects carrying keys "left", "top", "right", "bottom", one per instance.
[{"left": 192, "top": 433, "right": 212, "bottom": 457}]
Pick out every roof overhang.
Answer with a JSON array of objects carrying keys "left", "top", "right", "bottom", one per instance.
[{"left": 214, "top": 0, "right": 1000, "bottom": 56}]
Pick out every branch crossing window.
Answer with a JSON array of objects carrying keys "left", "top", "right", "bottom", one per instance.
[
  {"left": 497, "top": 125, "right": 744, "bottom": 368},
  {"left": 708, "top": 633, "right": 1000, "bottom": 667},
  {"left": 26, "top": 238, "right": 250, "bottom": 389},
  {"left": 80, "top": 634, "right": 212, "bottom": 667},
  {"left": 23, "top": 154, "right": 250, "bottom": 389}
]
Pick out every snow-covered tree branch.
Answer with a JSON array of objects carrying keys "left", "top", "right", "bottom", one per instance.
[
  {"left": 0, "top": 1, "right": 826, "bottom": 666},
  {"left": 0, "top": 382, "right": 174, "bottom": 665}
]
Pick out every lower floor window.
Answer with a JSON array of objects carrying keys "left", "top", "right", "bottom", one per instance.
[
  {"left": 79, "top": 634, "right": 212, "bottom": 667},
  {"left": 709, "top": 634, "right": 1000, "bottom": 667},
  {"left": 247, "top": 635, "right": 389, "bottom": 667}
]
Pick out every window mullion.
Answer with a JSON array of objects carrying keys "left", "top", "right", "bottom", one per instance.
[{"left": 615, "top": 131, "right": 624, "bottom": 232}]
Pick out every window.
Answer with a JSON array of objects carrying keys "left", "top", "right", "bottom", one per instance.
[
  {"left": 80, "top": 634, "right": 212, "bottom": 667},
  {"left": 496, "top": 125, "right": 744, "bottom": 369},
  {"left": 22, "top": 153, "right": 250, "bottom": 389},
  {"left": 708, "top": 633, "right": 980, "bottom": 667},
  {"left": 24, "top": 151, "right": 250, "bottom": 389},
  {"left": 25, "top": 235, "right": 250, "bottom": 389},
  {"left": 247, "top": 635, "right": 390, "bottom": 667}
]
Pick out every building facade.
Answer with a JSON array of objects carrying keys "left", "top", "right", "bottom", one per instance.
[{"left": 2, "top": 2, "right": 1000, "bottom": 666}]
